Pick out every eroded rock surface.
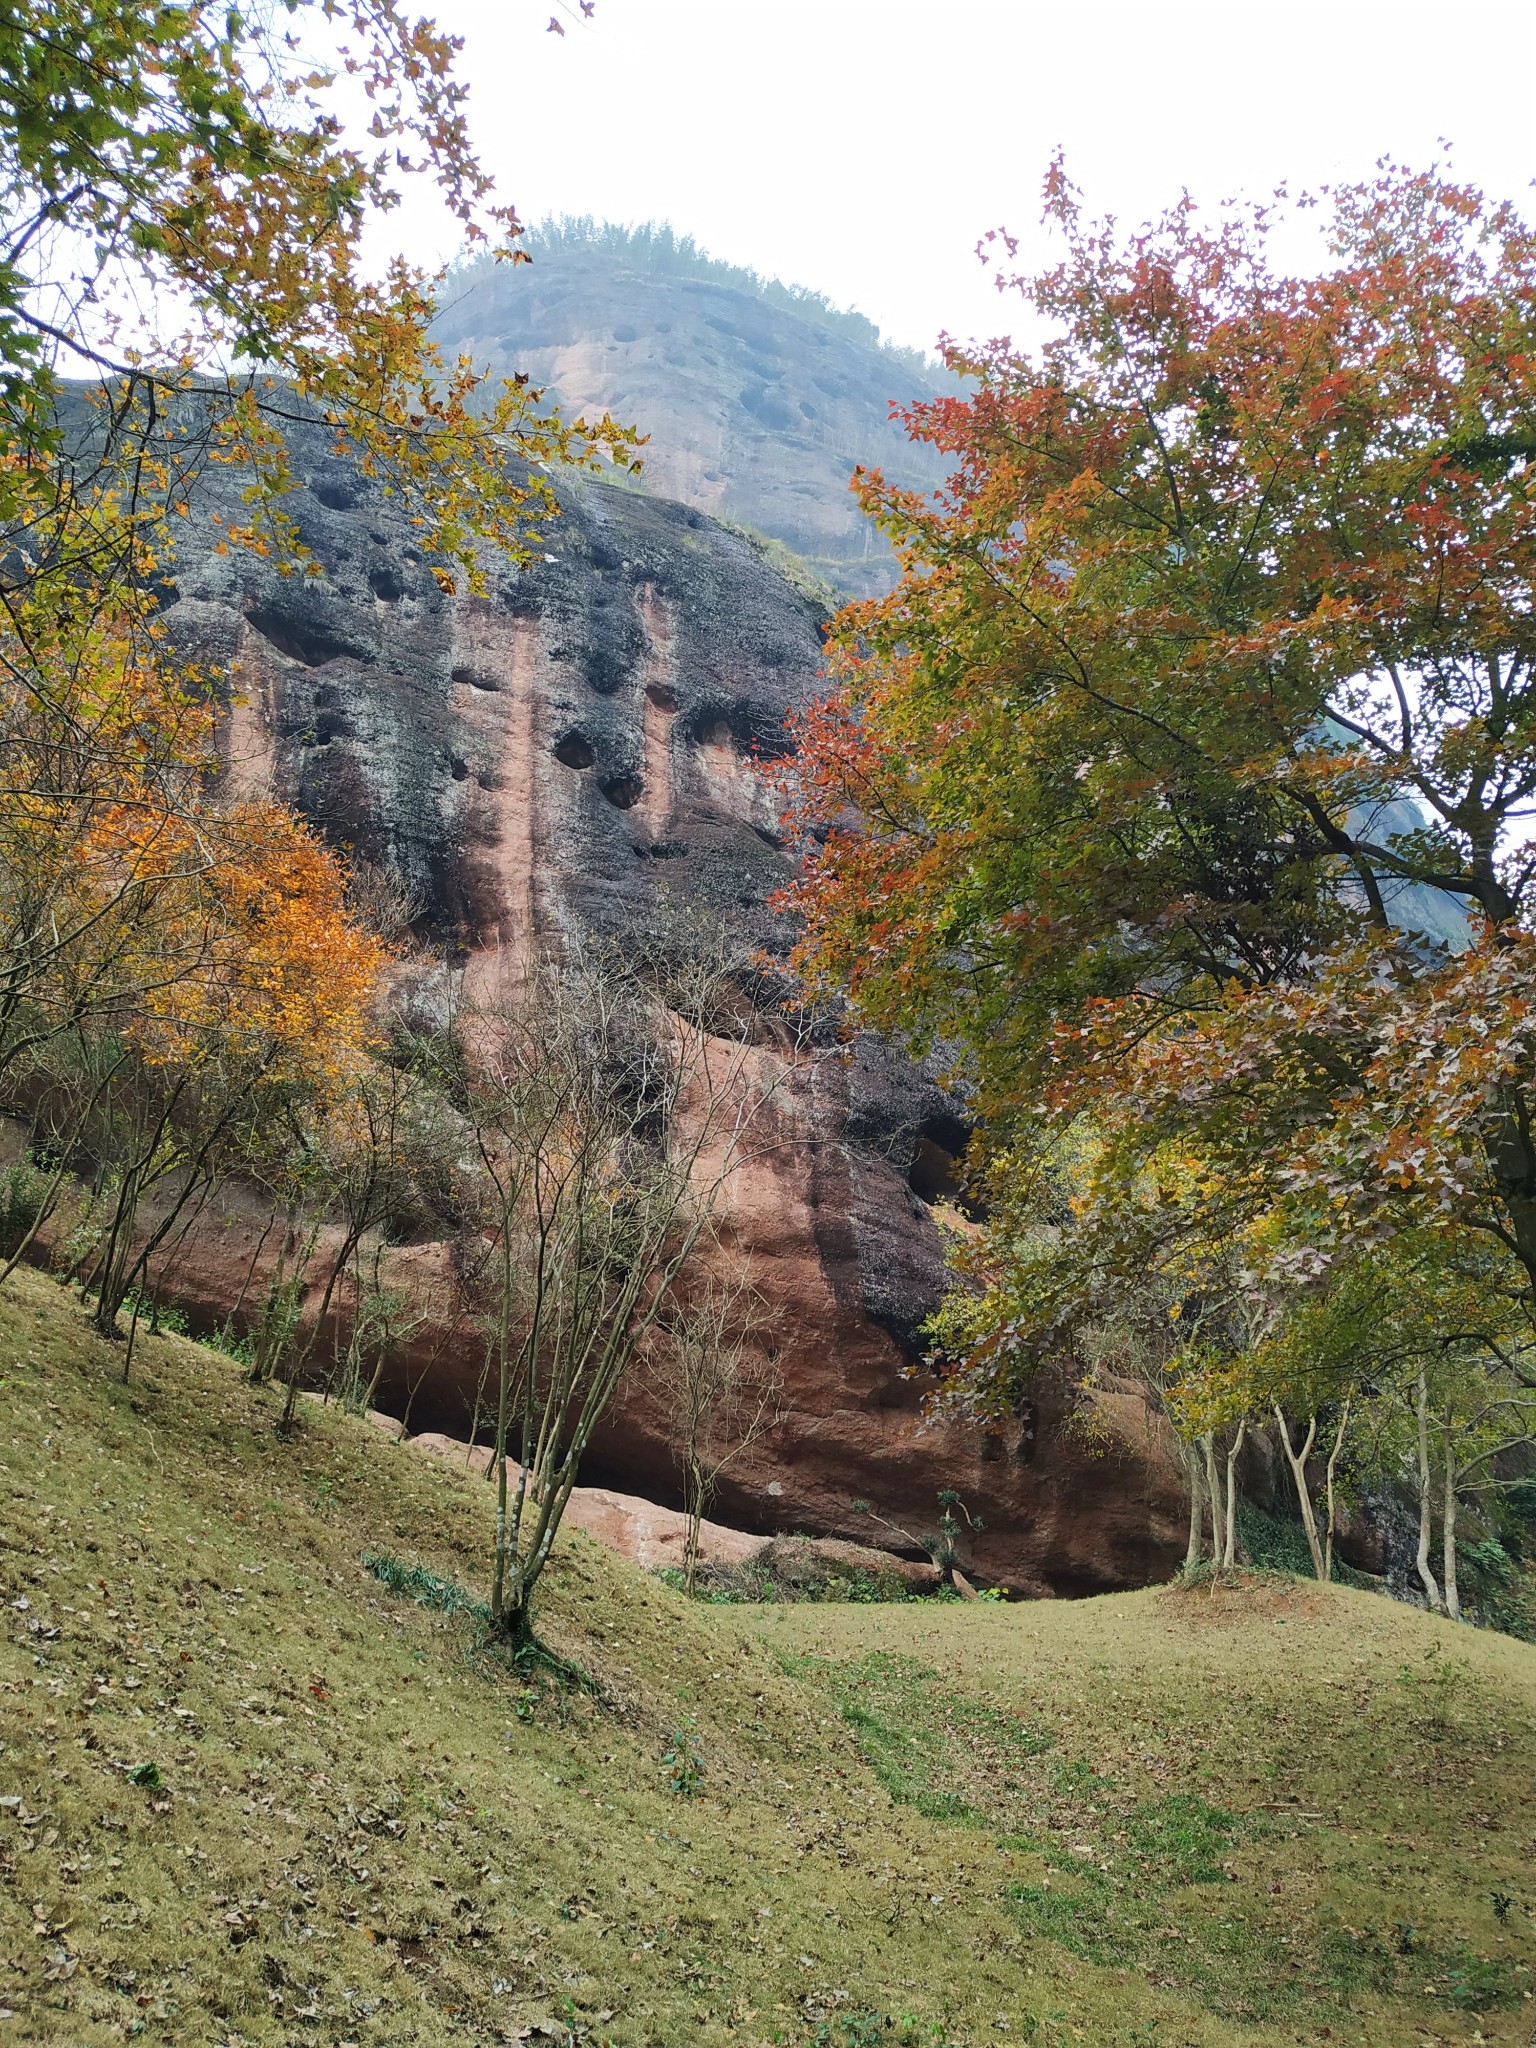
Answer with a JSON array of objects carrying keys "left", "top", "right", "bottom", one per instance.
[{"left": 148, "top": 428, "right": 1187, "bottom": 1594}]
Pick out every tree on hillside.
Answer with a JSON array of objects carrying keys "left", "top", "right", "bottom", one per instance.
[
  {"left": 1254, "top": 1234, "right": 1536, "bottom": 1615},
  {"left": 430, "top": 947, "right": 782, "bottom": 1657},
  {"left": 783, "top": 162, "right": 1536, "bottom": 1526},
  {"left": 640, "top": 1266, "right": 784, "bottom": 1595}
]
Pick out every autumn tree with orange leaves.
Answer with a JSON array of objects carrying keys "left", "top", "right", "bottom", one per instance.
[
  {"left": 0, "top": 3, "right": 633, "bottom": 1349},
  {"left": 67, "top": 803, "right": 386, "bottom": 1342},
  {"left": 785, "top": 162, "right": 1536, "bottom": 1480}
]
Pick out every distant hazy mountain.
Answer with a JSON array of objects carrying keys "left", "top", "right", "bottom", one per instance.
[{"left": 433, "top": 220, "right": 954, "bottom": 598}]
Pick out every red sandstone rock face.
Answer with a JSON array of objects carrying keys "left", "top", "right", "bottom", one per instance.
[
  {"left": 339, "top": 1410, "right": 946, "bottom": 1588},
  {"left": 130, "top": 442, "right": 1191, "bottom": 1596},
  {"left": 121, "top": 1121, "right": 1187, "bottom": 1597}
]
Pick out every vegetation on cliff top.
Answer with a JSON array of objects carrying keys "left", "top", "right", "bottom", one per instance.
[{"left": 511, "top": 217, "right": 939, "bottom": 378}]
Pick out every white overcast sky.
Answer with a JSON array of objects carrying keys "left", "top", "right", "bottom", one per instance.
[{"left": 384, "top": 0, "right": 1536, "bottom": 357}]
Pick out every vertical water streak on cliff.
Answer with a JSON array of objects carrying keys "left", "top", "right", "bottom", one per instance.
[{"left": 452, "top": 608, "right": 542, "bottom": 1003}]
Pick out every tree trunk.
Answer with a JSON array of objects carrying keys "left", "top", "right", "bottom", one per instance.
[
  {"left": 1414, "top": 1365, "right": 1444, "bottom": 1613},
  {"left": 1183, "top": 1441, "right": 1204, "bottom": 1573},
  {"left": 1484, "top": 1109, "right": 1536, "bottom": 1304},
  {"left": 1442, "top": 1434, "right": 1460, "bottom": 1622},
  {"left": 91, "top": 1157, "right": 146, "bottom": 1337},
  {"left": 1201, "top": 1432, "right": 1219, "bottom": 1563},
  {"left": 493, "top": 1579, "right": 536, "bottom": 1650},
  {"left": 1272, "top": 1406, "right": 1326, "bottom": 1580},
  {"left": 1322, "top": 1397, "right": 1352, "bottom": 1585},
  {"left": 678, "top": 1447, "right": 710, "bottom": 1597},
  {"left": 490, "top": 1255, "right": 513, "bottom": 1627},
  {"left": 1222, "top": 1421, "right": 1247, "bottom": 1570}
]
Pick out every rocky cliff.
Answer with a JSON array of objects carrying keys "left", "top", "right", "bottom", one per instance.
[
  {"left": 432, "top": 224, "right": 953, "bottom": 599},
  {"left": 149, "top": 416, "right": 1185, "bottom": 1595}
]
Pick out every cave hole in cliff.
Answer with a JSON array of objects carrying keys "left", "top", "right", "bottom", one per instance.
[
  {"left": 645, "top": 682, "right": 678, "bottom": 714},
  {"left": 310, "top": 479, "right": 357, "bottom": 511},
  {"left": 907, "top": 1111, "right": 982, "bottom": 1220},
  {"left": 245, "top": 608, "right": 358, "bottom": 669},
  {"left": 449, "top": 757, "right": 470, "bottom": 782},
  {"left": 553, "top": 731, "right": 596, "bottom": 770},
  {"left": 452, "top": 665, "right": 500, "bottom": 692},
  {"left": 368, "top": 566, "right": 405, "bottom": 603},
  {"left": 601, "top": 773, "right": 644, "bottom": 810}
]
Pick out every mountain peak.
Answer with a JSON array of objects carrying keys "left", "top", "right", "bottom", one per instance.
[{"left": 435, "top": 218, "right": 952, "bottom": 597}]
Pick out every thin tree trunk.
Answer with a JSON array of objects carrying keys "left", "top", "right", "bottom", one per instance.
[
  {"left": 1272, "top": 1405, "right": 1326, "bottom": 1580},
  {"left": 1201, "top": 1432, "right": 1219, "bottom": 1562},
  {"left": 1184, "top": 1441, "right": 1204, "bottom": 1573},
  {"left": 464, "top": 1345, "right": 492, "bottom": 1466},
  {"left": 231, "top": 1206, "right": 277, "bottom": 1326},
  {"left": 1442, "top": 1433, "right": 1460, "bottom": 1622},
  {"left": 1415, "top": 1365, "right": 1444, "bottom": 1613},
  {"left": 1322, "top": 1396, "right": 1352, "bottom": 1585},
  {"left": 1222, "top": 1420, "right": 1247, "bottom": 1570},
  {"left": 122, "top": 1282, "right": 145, "bottom": 1383},
  {"left": 491, "top": 1241, "right": 513, "bottom": 1625},
  {"left": 683, "top": 1458, "right": 704, "bottom": 1598}
]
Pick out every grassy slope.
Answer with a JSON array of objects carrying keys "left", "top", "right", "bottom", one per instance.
[{"left": 1, "top": 1268, "right": 1533, "bottom": 2048}]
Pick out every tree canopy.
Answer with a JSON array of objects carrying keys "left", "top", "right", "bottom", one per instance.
[{"left": 784, "top": 162, "right": 1536, "bottom": 1582}]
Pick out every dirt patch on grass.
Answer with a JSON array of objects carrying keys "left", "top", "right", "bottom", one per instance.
[{"left": 1156, "top": 1569, "right": 1329, "bottom": 1625}]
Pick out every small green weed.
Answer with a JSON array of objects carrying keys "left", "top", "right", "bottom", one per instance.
[
  {"left": 1396, "top": 1644, "right": 1475, "bottom": 1736},
  {"left": 811, "top": 2012, "right": 890, "bottom": 2048},
  {"left": 362, "top": 1550, "right": 489, "bottom": 1622},
  {"left": 663, "top": 1716, "right": 704, "bottom": 1798},
  {"left": 1439, "top": 1946, "right": 1520, "bottom": 2011},
  {"left": 809, "top": 2012, "right": 965, "bottom": 2048}
]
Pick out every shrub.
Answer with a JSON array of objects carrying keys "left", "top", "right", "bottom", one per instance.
[
  {"left": 663, "top": 1717, "right": 704, "bottom": 1798},
  {"left": 0, "top": 1160, "right": 49, "bottom": 1254}
]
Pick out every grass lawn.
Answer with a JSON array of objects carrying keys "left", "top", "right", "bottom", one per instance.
[{"left": 2, "top": 1265, "right": 1533, "bottom": 2047}]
